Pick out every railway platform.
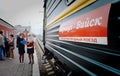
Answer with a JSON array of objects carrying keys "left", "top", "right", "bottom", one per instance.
[{"left": 0, "top": 46, "right": 40, "bottom": 76}]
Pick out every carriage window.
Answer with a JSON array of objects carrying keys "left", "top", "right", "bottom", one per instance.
[
  {"left": 108, "top": 1, "right": 120, "bottom": 50},
  {"left": 65, "top": 0, "right": 75, "bottom": 6}
]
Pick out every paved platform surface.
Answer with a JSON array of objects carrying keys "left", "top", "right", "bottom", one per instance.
[{"left": 0, "top": 47, "right": 39, "bottom": 76}]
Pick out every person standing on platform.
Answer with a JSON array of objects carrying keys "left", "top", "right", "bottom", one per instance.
[
  {"left": 0, "top": 30, "right": 5, "bottom": 60},
  {"left": 9, "top": 34, "right": 15, "bottom": 59},
  {"left": 3, "top": 36, "right": 10, "bottom": 57},
  {"left": 2, "top": 36, "right": 6, "bottom": 57},
  {"left": 16, "top": 33, "right": 26, "bottom": 63},
  {"left": 5, "top": 38, "right": 10, "bottom": 57},
  {"left": 27, "top": 34, "right": 34, "bottom": 64}
]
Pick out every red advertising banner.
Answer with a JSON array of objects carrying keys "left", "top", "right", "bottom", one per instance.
[{"left": 59, "top": 3, "right": 111, "bottom": 45}]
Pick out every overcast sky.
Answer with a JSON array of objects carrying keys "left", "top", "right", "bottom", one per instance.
[{"left": 0, "top": 0, "right": 44, "bottom": 35}]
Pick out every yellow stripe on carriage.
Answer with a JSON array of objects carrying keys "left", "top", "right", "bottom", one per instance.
[{"left": 46, "top": 0, "right": 96, "bottom": 29}]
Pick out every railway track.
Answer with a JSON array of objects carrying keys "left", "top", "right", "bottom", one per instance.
[{"left": 35, "top": 38, "right": 56, "bottom": 76}]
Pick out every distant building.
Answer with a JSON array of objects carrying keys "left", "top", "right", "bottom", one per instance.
[{"left": 14, "top": 25, "right": 31, "bottom": 35}]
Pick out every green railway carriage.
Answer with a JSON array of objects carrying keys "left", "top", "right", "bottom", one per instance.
[{"left": 43, "top": 0, "right": 120, "bottom": 75}]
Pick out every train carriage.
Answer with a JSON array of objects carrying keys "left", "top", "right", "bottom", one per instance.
[
  {"left": 0, "top": 18, "right": 14, "bottom": 37},
  {"left": 43, "top": 0, "right": 120, "bottom": 75}
]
